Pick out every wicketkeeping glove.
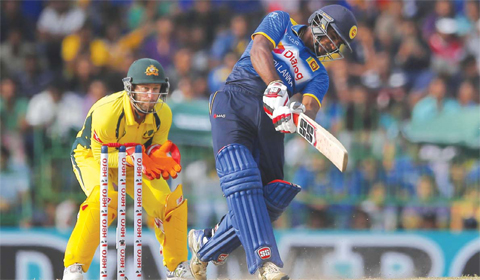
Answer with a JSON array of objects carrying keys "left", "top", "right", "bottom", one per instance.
[
  {"left": 126, "top": 146, "right": 162, "bottom": 180},
  {"left": 147, "top": 141, "right": 182, "bottom": 180},
  {"left": 263, "top": 80, "right": 289, "bottom": 119},
  {"left": 272, "top": 102, "right": 306, "bottom": 133}
]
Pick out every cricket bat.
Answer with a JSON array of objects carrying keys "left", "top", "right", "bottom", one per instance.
[{"left": 293, "top": 113, "right": 348, "bottom": 172}]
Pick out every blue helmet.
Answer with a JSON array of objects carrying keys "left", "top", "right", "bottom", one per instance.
[{"left": 308, "top": 5, "right": 358, "bottom": 61}]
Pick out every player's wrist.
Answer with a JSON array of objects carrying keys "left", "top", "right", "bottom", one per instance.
[{"left": 268, "top": 80, "right": 283, "bottom": 86}]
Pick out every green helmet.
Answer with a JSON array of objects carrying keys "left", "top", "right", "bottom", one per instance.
[{"left": 123, "top": 58, "right": 170, "bottom": 114}]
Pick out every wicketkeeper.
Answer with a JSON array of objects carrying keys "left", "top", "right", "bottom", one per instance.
[{"left": 62, "top": 58, "right": 190, "bottom": 280}]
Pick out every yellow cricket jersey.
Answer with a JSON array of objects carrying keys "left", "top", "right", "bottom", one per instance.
[{"left": 71, "top": 90, "right": 172, "bottom": 167}]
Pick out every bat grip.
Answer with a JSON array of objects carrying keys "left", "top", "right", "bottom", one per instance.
[{"left": 293, "top": 113, "right": 299, "bottom": 126}]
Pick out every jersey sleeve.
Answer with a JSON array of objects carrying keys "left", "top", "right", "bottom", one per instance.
[
  {"left": 151, "top": 104, "right": 172, "bottom": 146},
  {"left": 90, "top": 108, "right": 121, "bottom": 168},
  {"left": 302, "top": 72, "right": 329, "bottom": 107},
  {"left": 252, "top": 11, "right": 291, "bottom": 48}
]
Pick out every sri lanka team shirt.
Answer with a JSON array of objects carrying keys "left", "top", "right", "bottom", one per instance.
[{"left": 226, "top": 10, "right": 329, "bottom": 107}]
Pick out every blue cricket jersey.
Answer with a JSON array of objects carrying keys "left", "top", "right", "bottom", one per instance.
[{"left": 225, "top": 10, "right": 329, "bottom": 107}]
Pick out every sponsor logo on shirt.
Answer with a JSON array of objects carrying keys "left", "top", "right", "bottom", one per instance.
[{"left": 283, "top": 50, "right": 303, "bottom": 81}]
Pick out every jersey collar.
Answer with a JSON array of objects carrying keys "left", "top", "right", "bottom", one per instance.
[
  {"left": 291, "top": 24, "right": 306, "bottom": 36},
  {"left": 123, "top": 91, "right": 155, "bottom": 125}
]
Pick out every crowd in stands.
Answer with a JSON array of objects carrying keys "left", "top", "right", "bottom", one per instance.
[{"left": 0, "top": 0, "right": 479, "bottom": 231}]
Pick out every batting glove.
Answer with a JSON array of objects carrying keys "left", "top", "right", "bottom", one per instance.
[
  {"left": 272, "top": 102, "right": 306, "bottom": 133},
  {"left": 263, "top": 80, "right": 289, "bottom": 119}
]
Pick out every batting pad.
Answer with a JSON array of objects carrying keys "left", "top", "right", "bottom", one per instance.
[
  {"left": 264, "top": 180, "right": 301, "bottom": 222},
  {"left": 216, "top": 144, "right": 282, "bottom": 274},
  {"left": 161, "top": 185, "right": 188, "bottom": 271},
  {"left": 64, "top": 186, "right": 118, "bottom": 272},
  {"left": 197, "top": 180, "right": 301, "bottom": 263},
  {"left": 197, "top": 213, "right": 240, "bottom": 264}
]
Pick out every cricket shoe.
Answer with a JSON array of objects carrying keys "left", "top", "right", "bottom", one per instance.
[
  {"left": 258, "top": 262, "right": 290, "bottom": 280},
  {"left": 62, "top": 263, "right": 83, "bottom": 280},
  {"left": 188, "top": 229, "right": 209, "bottom": 280},
  {"left": 167, "top": 261, "right": 193, "bottom": 279}
]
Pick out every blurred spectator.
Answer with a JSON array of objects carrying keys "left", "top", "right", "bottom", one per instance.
[
  {"left": 394, "top": 19, "right": 431, "bottom": 91},
  {"left": 0, "top": 144, "right": 31, "bottom": 227},
  {"left": 67, "top": 54, "right": 97, "bottom": 95},
  {"left": 61, "top": 21, "right": 110, "bottom": 70},
  {"left": 428, "top": 18, "right": 464, "bottom": 76},
  {"left": 374, "top": 1, "right": 403, "bottom": 57},
  {"left": 210, "top": 15, "right": 250, "bottom": 64},
  {"left": 422, "top": 0, "right": 455, "bottom": 40},
  {"left": 167, "top": 47, "right": 194, "bottom": 91},
  {"left": 346, "top": 85, "right": 378, "bottom": 131},
  {"left": 0, "top": 77, "right": 29, "bottom": 163},
  {"left": 0, "top": 28, "right": 35, "bottom": 76},
  {"left": 37, "top": 1, "right": 86, "bottom": 70},
  {"left": 25, "top": 78, "right": 84, "bottom": 144},
  {"left": 456, "top": 80, "right": 478, "bottom": 107},
  {"left": 141, "top": 17, "right": 177, "bottom": 69},
  {"left": 450, "top": 183, "right": 480, "bottom": 231},
  {"left": 349, "top": 157, "right": 386, "bottom": 196},
  {"left": 14, "top": 51, "right": 53, "bottom": 98},
  {"left": 350, "top": 207, "right": 371, "bottom": 230},
  {"left": 127, "top": 0, "right": 157, "bottom": 30},
  {"left": 411, "top": 76, "right": 460, "bottom": 122},
  {"left": 0, "top": 1, "right": 35, "bottom": 42},
  {"left": 401, "top": 175, "right": 449, "bottom": 230},
  {"left": 208, "top": 51, "right": 238, "bottom": 93},
  {"left": 361, "top": 182, "right": 399, "bottom": 231},
  {"left": 82, "top": 80, "right": 108, "bottom": 117}
]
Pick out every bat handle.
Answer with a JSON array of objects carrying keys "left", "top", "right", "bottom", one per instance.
[{"left": 293, "top": 113, "right": 299, "bottom": 126}]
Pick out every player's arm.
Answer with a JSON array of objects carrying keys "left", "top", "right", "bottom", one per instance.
[
  {"left": 90, "top": 111, "right": 121, "bottom": 167},
  {"left": 301, "top": 94, "right": 321, "bottom": 120},
  {"left": 251, "top": 35, "right": 280, "bottom": 85}
]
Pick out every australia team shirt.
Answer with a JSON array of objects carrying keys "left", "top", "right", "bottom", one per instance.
[{"left": 226, "top": 10, "right": 329, "bottom": 107}]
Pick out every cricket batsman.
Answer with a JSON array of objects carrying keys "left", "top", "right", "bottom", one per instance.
[
  {"left": 188, "top": 5, "right": 358, "bottom": 280},
  {"left": 62, "top": 58, "right": 191, "bottom": 279}
]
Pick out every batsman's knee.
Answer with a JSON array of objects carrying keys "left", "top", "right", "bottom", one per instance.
[
  {"left": 216, "top": 144, "right": 262, "bottom": 196},
  {"left": 264, "top": 180, "right": 301, "bottom": 221}
]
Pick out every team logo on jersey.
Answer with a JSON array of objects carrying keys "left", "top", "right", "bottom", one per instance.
[
  {"left": 145, "top": 65, "right": 159, "bottom": 76},
  {"left": 93, "top": 130, "right": 103, "bottom": 143},
  {"left": 349, "top": 25, "right": 357, "bottom": 40},
  {"left": 273, "top": 42, "right": 285, "bottom": 54},
  {"left": 306, "top": 57, "right": 319, "bottom": 72},
  {"left": 257, "top": 247, "right": 271, "bottom": 259},
  {"left": 213, "top": 114, "right": 226, "bottom": 118}
]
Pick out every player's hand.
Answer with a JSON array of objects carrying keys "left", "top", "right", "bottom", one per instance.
[
  {"left": 263, "top": 80, "right": 289, "bottom": 119},
  {"left": 126, "top": 146, "right": 161, "bottom": 180},
  {"left": 272, "top": 102, "right": 306, "bottom": 133},
  {"left": 147, "top": 141, "right": 182, "bottom": 180}
]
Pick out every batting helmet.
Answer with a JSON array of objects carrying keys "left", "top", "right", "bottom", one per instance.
[{"left": 308, "top": 5, "right": 358, "bottom": 61}]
